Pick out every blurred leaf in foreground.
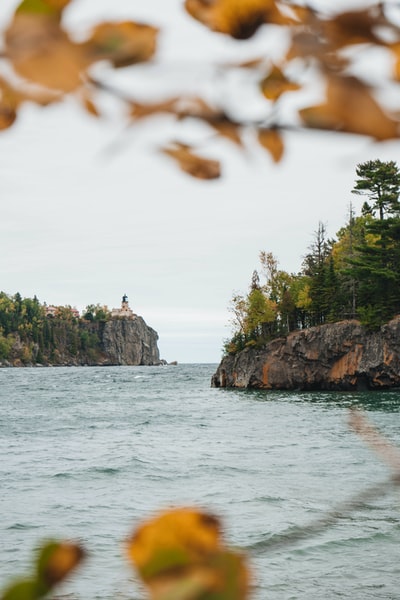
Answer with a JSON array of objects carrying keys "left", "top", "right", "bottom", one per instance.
[
  {"left": 1, "top": 541, "right": 85, "bottom": 600},
  {"left": 127, "top": 507, "right": 250, "bottom": 599}
]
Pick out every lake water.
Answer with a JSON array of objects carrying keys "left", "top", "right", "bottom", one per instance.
[{"left": 0, "top": 364, "right": 399, "bottom": 599}]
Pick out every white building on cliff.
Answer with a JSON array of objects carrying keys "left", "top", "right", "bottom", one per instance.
[{"left": 111, "top": 294, "right": 136, "bottom": 319}]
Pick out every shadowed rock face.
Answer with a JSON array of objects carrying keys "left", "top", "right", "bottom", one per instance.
[
  {"left": 102, "top": 317, "right": 160, "bottom": 365},
  {"left": 212, "top": 318, "right": 400, "bottom": 391}
]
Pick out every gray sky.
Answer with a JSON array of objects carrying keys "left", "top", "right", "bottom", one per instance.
[{"left": 1, "top": 0, "right": 400, "bottom": 363}]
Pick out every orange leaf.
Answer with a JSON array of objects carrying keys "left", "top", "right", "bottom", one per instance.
[
  {"left": 37, "top": 541, "right": 85, "bottom": 588},
  {"left": 130, "top": 98, "right": 179, "bottom": 120},
  {"left": 175, "top": 98, "right": 243, "bottom": 144},
  {"left": 85, "top": 21, "right": 158, "bottom": 68},
  {"left": 260, "top": 65, "right": 300, "bottom": 102},
  {"left": 184, "top": 0, "right": 288, "bottom": 40},
  {"left": 299, "top": 75, "right": 400, "bottom": 140},
  {"left": 323, "top": 8, "right": 388, "bottom": 50},
  {"left": 176, "top": 97, "right": 220, "bottom": 121},
  {"left": 0, "top": 75, "right": 59, "bottom": 131},
  {"left": 390, "top": 42, "right": 400, "bottom": 81},
  {"left": 207, "top": 119, "right": 243, "bottom": 146},
  {"left": 80, "top": 92, "right": 101, "bottom": 117},
  {"left": 0, "top": 78, "right": 19, "bottom": 130},
  {"left": 0, "top": 106, "right": 17, "bottom": 130},
  {"left": 5, "top": 13, "right": 86, "bottom": 92},
  {"left": 161, "top": 143, "right": 221, "bottom": 180},
  {"left": 258, "top": 128, "right": 284, "bottom": 162},
  {"left": 232, "top": 57, "right": 266, "bottom": 69}
]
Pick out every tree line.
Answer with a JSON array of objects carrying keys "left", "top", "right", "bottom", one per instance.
[
  {"left": 226, "top": 159, "right": 400, "bottom": 354},
  {"left": 0, "top": 295, "right": 111, "bottom": 365}
]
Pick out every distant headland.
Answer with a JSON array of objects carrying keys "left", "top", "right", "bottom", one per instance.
[{"left": 0, "top": 293, "right": 165, "bottom": 367}]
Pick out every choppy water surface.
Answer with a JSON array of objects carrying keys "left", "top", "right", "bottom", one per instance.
[{"left": 0, "top": 364, "right": 399, "bottom": 599}]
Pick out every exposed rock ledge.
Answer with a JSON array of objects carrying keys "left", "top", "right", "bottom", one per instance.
[
  {"left": 102, "top": 317, "right": 160, "bottom": 366},
  {"left": 212, "top": 317, "right": 400, "bottom": 391}
]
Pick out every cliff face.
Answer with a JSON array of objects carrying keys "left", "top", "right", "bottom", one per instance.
[
  {"left": 212, "top": 317, "right": 400, "bottom": 391},
  {"left": 102, "top": 317, "right": 160, "bottom": 365},
  {"left": 1, "top": 316, "right": 161, "bottom": 367}
]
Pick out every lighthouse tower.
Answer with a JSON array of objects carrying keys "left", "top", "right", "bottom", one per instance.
[{"left": 111, "top": 294, "right": 135, "bottom": 318}]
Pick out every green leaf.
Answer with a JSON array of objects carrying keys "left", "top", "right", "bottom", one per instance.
[{"left": 2, "top": 580, "right": 43, "bottom": 600}]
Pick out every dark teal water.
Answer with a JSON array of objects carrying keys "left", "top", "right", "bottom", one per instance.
[{"left": 0, "top": 364, "right": 399, "bottom": 599}]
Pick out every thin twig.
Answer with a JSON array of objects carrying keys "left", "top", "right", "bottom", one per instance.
[
  {"left": 249, "top": 409, "right": 400, "bottom": 555},
  {"left": 249, "top": 474, "right": 399, "bottom": 555}
]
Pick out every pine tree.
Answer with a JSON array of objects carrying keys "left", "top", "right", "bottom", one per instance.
[
  {"left": 349, "top": 160, "right": 400, "bottom": 325},
  {"left": 352, "top": 159, "right": 400, "bottom": 220}
]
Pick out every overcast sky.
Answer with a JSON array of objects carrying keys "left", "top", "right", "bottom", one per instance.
[{"left": 1, "top": 0, "right": 400, "bottom": 363}]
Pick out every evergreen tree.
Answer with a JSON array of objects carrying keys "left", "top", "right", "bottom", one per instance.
[
  {"left": 302, "top": 222, "right": 332, "bottom": 325},
  {"left": 349, "top": 160, "right": 400, "bottom": 325},
  {"left": 351, "top": 159, "right": 400, "bottom": 220}
]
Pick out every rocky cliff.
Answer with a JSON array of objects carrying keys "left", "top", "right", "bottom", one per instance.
[
  {"left": 1, "top": 315, "right": 161, "bottom": 367},
  {"left": 102, "top": 317, "right": 160, "bottom": 365},
  {"left": 212, "top": 317, "right": 400, "bottom": 391}
]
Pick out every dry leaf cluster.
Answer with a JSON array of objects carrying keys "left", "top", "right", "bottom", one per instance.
[
  {"left": 1, "top": 0, "right": 400, "bottom": 177},
  {"left": 0, "top": 0, "right": 400, "bottom": 179}
]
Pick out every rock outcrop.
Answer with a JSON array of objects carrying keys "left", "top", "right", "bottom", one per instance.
[
  {"left": 212, "top": 318, "right": 400, "bottom": 391},
  {"left": 0, "top": 315, "right": 161, "bottom": 367},
  {"left": 102, "top": 317, "right": 160, "bottom": 365}
]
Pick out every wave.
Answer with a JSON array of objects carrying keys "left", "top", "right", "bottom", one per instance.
[
  {"left": 89, "top": 467, "right": 121, "bottom": 476},
  {"left": 7, "top": 522, "right": 41, "bottom": 530},
  {"left": 243, "top": 522, "right": 395, "bottom": 556},
  {"left": 53, "top": 471, "right": 73, "bottom": 479}
]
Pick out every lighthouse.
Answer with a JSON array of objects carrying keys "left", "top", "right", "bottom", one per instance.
[{"left": 111, "top": 294, "right": 136, "bottom": 318}]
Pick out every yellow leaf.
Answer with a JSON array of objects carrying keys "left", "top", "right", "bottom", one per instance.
[
  {"left": 127, "top": 508, "right": 250, "bottom": 600},
  {"left": 85, "top": 21, "right": 158, "bottom": 68},
  {"left": 299, "top": 75, "right": 399, "bottom": 140},
  {"left": 258, "top": 128, "right": 284, "bottom": 162},
  {"left": 44, "top": 0, "right": 70, "bottom": 9},
  {"left": 260, "top": 65, "right": 300, "bottom": 101},
  {"left": 184, "top": 0, "right": 288, "bottom": 40},
  {"left": 127, "top": 508, "right": 221, "bottom": 579},
  {"left": 161, "top": 144, "right": 221, "bottom": 180}
]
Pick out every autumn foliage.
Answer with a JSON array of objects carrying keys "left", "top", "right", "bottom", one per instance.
[
  {"left": 1, "top": 0, "right": 400, "bottom": 177},
  {"left": 127, "top": 508, "right": 249, "bottom": 600},
  {"left": 2, "top": 509, "right": 250, "bottom": 600}
]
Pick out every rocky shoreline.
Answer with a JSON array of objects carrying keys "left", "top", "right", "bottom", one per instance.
[{"left": 212, "top": 317, "right": 400, "bottom": 391}]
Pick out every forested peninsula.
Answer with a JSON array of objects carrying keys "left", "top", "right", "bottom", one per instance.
[
  {"left": 214, "top": 160, "right": 400, "bottom": 390},
  {"left": 0, "top": 295, "right": 161, "bottom": 367}
]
